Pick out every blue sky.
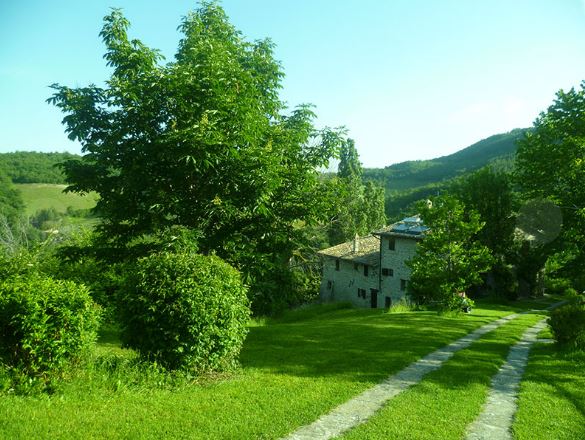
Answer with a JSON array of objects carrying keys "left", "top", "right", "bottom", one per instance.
[{"left": 1, "top": 0, "right": 584, "bottom": 167}]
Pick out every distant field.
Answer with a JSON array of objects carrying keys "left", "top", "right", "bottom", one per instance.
[{"left": 15, "top": 183, "right": 99, "bottom": 215}]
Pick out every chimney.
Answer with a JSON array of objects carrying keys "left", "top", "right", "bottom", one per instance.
[{"left": 352, "top": 234, "right": 359, "bottom": 253}]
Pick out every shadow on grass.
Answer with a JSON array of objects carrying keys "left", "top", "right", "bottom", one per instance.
[
  {"left": 240, "top": 309, "right": 494, "bottom": 383},
  {"left": 94, "top": 299, "right": 550, "bottom": 386},
  {"left": 475, "top": 294, "right": 563, "bottom": 313},
  {"left": 523, "top": 344, "right": 585, "bottom": 414}
]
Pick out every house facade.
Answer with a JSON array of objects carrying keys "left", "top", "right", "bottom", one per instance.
[{"left": 318, "top": 216, "right": 427, "bottom": 308}]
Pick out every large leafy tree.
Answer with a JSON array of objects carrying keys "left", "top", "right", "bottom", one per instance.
[
  {"left": 337, "top": 138, "right": 363, "bottom": 180},
  {"left": 48, "top": 2, "right": 343, "bottom": 313},
  {"left": 449, "top": 167, "right": 518, "bottom": 298},
  {"left": 515, "top": 84, "right": 585, "bottom": 285},
  {"left": 326, "top": 139, "right": 386, "bottom": 245},
  {"left": 450, "top": 167, "right": 516, "bottom": 256},
  {"left": 407, "top": 195, "right": 493, "bottom": 310}
]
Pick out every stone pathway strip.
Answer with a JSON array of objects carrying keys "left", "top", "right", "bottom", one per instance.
[
  {"left": 282, "top": 313, "right": 520, "bottom": 440},
  {"left": 464, "top": 318, "right": 549, "bottom": 440}
]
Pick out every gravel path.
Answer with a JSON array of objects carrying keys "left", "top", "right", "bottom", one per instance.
[{"left": 281, "top": 313, "right": 521, "bottom": 440}]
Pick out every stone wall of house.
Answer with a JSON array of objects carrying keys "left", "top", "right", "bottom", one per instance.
[
  {"left": 320, "top": 257, "right": 382, "bottom": 308},
  {"left": 379, "top": 236, "right": 419, "bottom": 305}
]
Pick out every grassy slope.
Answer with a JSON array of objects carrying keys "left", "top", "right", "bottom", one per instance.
[
  {"left": 15, "top": 183, "right": 98, "bottom": 216},
  {"left": 0, "top": 306, "right": 508, "bottom": 439}
]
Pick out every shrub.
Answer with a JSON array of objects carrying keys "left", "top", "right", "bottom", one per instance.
[
  {"left": 548, "top": 298, "right": 585, "bottom": 350},
  {"left": 55, "top": 257, "right": 126, "bottom": 322},
  {"left": 118, "top": 251, "right": 250, "bottom": 373},
  {"left": 387, "top": 298, "right": 416, "bottom": 313},
  {"left": 545, "top": 277, "right": 573, "bottom": 296},
  {"left": 0, "top": 275, "right": 101, "bottom": 392}
]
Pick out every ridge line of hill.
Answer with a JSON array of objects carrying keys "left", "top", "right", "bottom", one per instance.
[{"left": 363, "top": 127, "right": 528, "bottom": 219}]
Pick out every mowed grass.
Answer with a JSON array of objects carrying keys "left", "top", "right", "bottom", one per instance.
[
  {"left": 513, "top": 344, "right": 585, "bottom": 439},
  {"left": 0, "top": 304, "right": 511, "bottom": 439},
  {"left": 340, "top": 312, "right": 546, "bottom": 440},
  {"left": 15, "top": 183, "right": 98, "bottom": 215}
]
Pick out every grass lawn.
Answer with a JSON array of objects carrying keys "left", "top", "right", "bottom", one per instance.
[
  {"left": 15, "top": 183, "right": 98, "bottom": 216},
  {"left": 0, "top": 297, "right": 564, "bottom": 439},
  {"left": 340, "top": 312, "right": 546, "bottom": 439},
  {"left": 513, "top": 343, "right": 585, "bottom": 439}
]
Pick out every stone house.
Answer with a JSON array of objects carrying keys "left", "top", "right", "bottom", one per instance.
[{"left": 318, "top": 216, "right": 427, "bottom": 308}]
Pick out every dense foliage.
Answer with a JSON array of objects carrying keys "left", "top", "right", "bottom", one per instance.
[
  {"left": 515, "top": 84, "right": 585, "bottom": 287},
  {"left": 449, "top": 167, "right": 518, "bottom": 298},
  {"left": 548, "top": 299, "right": 585, "bottom": 350},
  {"left": 0, "top": 275, "right": 101, "bottom": 392},
  {"left": 449, "top": 167, "right": 516, "bottom": 256},
  {"left": 0, "top": 152, "right": 77, "bottom": 184},
  {"left": 48, "top": 3, "right": 344, "bottom": 314},
  {"left": 0, "top": 173, "right": 24, "bottom": 225},
  {"left": 407, "top": 195, "right": 493, "bottom": 310},
  {"left": 118, "top": 251, "right": 250, "bottom": 372},
  {"left": 326, "top": 139, "right": 386, "bottom": 245}
]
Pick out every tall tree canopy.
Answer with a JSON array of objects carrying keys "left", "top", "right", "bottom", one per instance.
[
  {"left": 515, "top": 84, "right": 585, "bottom": 281},
  {"left": 450, "top": 167, "right": 516, "bottom": 257},
  {"left": 326, "top": 139, "right": 386, "bottom": 245},
  {"left": 48, "top": 2, "right": 344, "bottom": 313},
  {"left": 337, "top": 138, "right": 363, "bottom": 181}
]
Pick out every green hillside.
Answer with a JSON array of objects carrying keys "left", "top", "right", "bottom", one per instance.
[
  {"left": 16, "top": 183, "right": 98, "bottom": 216},
  {"left": 3, "top": 130, "right": 524, "bottom": 221},
  {"left": 364, "top": 128, "right": 526, "bottom": 191},
  {"left": 0, "top": 151, "right": 80, "bottom": 184},
  {"left": 364, "top": 128, "right": 527, "bottom": 219}
]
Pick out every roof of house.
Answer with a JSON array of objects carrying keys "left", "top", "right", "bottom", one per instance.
[
  {"left": 374, "top": 215, "right": 428, "bottom": 239},
  {"left": 317, "top": 234, "right": 380, "bottom": 266}
]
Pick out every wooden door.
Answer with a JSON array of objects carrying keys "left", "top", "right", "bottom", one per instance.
[{"left": 370, "top": 289, "right": 378, "bottom": 308}]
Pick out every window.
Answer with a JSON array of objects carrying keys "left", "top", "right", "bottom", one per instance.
[
  {"left": 363, "top": 265, "right": 369, "bottom": 277},
  {"left": 327, "top": 280, "right": 332, "bottom": 289},
  {"left": 382, "top": 268, "right": 394, "bottom": 277},
  {"left": 357, "top": 288, "right": 366, "bottom": 298},
  {"left": 388, "top": 238, "right": 396, "bottom": 250},
  {"left": 400, "top": 279, "right": 407, "bottom": 291},
  {"left": 335, "top": 259, "right": 340, "bottom": 271},
  {"left": 354, "top": 263, "right": 359, "bottom": 271}
]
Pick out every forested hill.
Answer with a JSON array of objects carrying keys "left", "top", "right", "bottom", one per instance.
[
  {"left": 364, "top": 128, "right": 527, "bottom": 191},
  {"left": 363, "top": 128, "right": 528, "bottom": 219},
  {"left": 0, "top": 151, "right": 79, "bottom": 184}
]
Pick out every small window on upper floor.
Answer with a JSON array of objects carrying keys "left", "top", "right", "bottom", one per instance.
[
  {"left": 388, "top": 238, "right": 396, "bottom": 251},
  {"left": 382, "top": 268, "right": 394, "bottom": 277},
  {"left": 364, "top": 265, "right": 369, "bottom": 277},
  {"left": 335, "top": 259, "right": 340, "bottom": 271}
]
